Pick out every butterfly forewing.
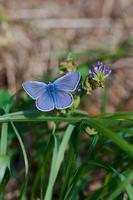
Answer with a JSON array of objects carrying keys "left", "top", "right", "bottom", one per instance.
[
  {"left": 54, "top": 71, "right": 80, "bottom": 92},
  {"left": 22, "top": 81, "right": 47, "bottom": 99}
]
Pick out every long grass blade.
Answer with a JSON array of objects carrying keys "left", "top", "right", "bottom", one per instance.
[
  {"left": 59, "top": 143, "right": 75, "bottom": 200},
  {"left": 108, "top": 171, "right": 133, "bottom": 200},
  {"left": 87, "top": 134, "right": 99, "bottom": 159},
  {"left": 0, "top": 110, "right": 132, "bottom": 123},
  {"left": 31, "top": 134, "right": 55, "bottom": 200},
  {"left": 86, "top": 119, "right": 133, "bottom": 157},
  {"left": 0, "top": 123, "right": 8, "bottom": 155},
  {"left": 64, "top": 135, "right": 99, "bottom": 200},
  {"left": 44, "top": 124, "right": 75, "bottom": 200},
  {"left": 44, "top": 134, "right": 59, "bottom": 200},
  {"left": 10, "top": 121, "right": 29, "bottom": 199}
]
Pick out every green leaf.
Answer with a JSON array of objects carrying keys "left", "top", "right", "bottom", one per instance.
[
  {"left": 0, "top": 89, "right": 12, "bottom": 111},
  {"left": 0, "top": 155, "right": 10, "bottom": 183}
]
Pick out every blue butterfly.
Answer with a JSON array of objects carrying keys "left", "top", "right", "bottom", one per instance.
[{"left": 22, "top": 71, "right": 81, "bottom": 112}]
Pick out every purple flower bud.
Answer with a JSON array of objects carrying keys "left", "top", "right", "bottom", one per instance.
[
  {"left": 104, "top": 68, "right": 111, "bottom": 77},
  {"left": 89, "top": 62, "right": 111, "bottom": 79}
]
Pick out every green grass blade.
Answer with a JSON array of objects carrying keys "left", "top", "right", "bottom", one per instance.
[
  {"left": 64, "top": 163, "right": 89, "bottom": 200},
  {"left": 86, "top": 119, "right": 133, "bottom": 157},
  {"left": 0, "top": 110, "right": 132, "bottom": 123},
  {"left": 55, "top": 125, "right": 75, "bottom": 176},
  {"left": 44, "top": 125, "right": 75, "bottom": 200},
  {"left": 59, "top": 123, "right": 83, "bottom": 200},
  {"left": 0, "top": 155, "right": 10, "bottom": 183},
  {"left": 87, "top": 134, "right": 99, "bottom": 160},
  {"left": 0, "top": 123, "right": 8, "bottom": 155},
  {"left": 126, "top": 184, "right": 133, "bottom": 200},
  {"left": 108, "top": 171, "right": 133, "bottom": 200},
  {"left": 84, "top": 162, "right": 133, "bottom": 200},
  {"left": 100, "top": 111, "right": 133, "bottom": 119},
  {"left": 120, "top": 175, "right": 133, "bottom": 200},
  {"left": 10, "top": 121, "right": 29, "bottom": 198},
  {"left": 44, "top": 134, "right": 59, "bottom": 200},
  {"left": 31, "top": 135, "right": 55, "bottom": 200},
  {"left": 59, "top": 143, "right": 75, "bottom": 200},
  {"left": 0, "top": 111, "right": 80, "bottom": 123},
  {"left": 64, "top": 135, "right": 99, "bottom": 200}
]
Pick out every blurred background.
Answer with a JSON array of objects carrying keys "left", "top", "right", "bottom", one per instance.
[{"left": 0, "top": 0, "right": 133, "bottom": 114}]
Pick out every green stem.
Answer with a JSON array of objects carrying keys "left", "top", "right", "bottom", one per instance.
[{"left": 100, "top": 79, "right": 108, "bottom": 114}]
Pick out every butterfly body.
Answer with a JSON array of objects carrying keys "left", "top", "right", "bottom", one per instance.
[
  {"left": 47, "top": 83, "right": 56, "bottom": 94},
  {"left": 23, "top": 71, "right": 81, "bottom": 112}
]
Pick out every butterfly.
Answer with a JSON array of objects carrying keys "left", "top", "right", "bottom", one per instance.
[{"left": 22, "top": 71, "right": 81, "bottom": 112}]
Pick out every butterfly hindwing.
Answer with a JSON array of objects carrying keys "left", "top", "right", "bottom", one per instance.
[
  {"left": 54, "top": 71, "right": 80, "bottom": 92},
  {"left": 22, "top": 81, "right": 47, "bottom": 99},
  {"left": 36, "top": 90, "right": 55, "bottom": 111},
  {"left": 53, "top": 89, "right": 73, "bottom": 109}
]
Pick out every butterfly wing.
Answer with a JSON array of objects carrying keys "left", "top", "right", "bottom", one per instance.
[
  {"left": 23, "top": 81, "right": 54, "bottom": 111},
  {"left": 22, "top": 81, "right": 47, "bottom": 99},
  {"left": 53, "top": 89, "right": 73, "bottom": 109},
  {"left": 36, "top": 90, "right": 54, "bottom": 111},
  {"left": 54, "top": 71, "right": 81, "bottom": 92}
]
